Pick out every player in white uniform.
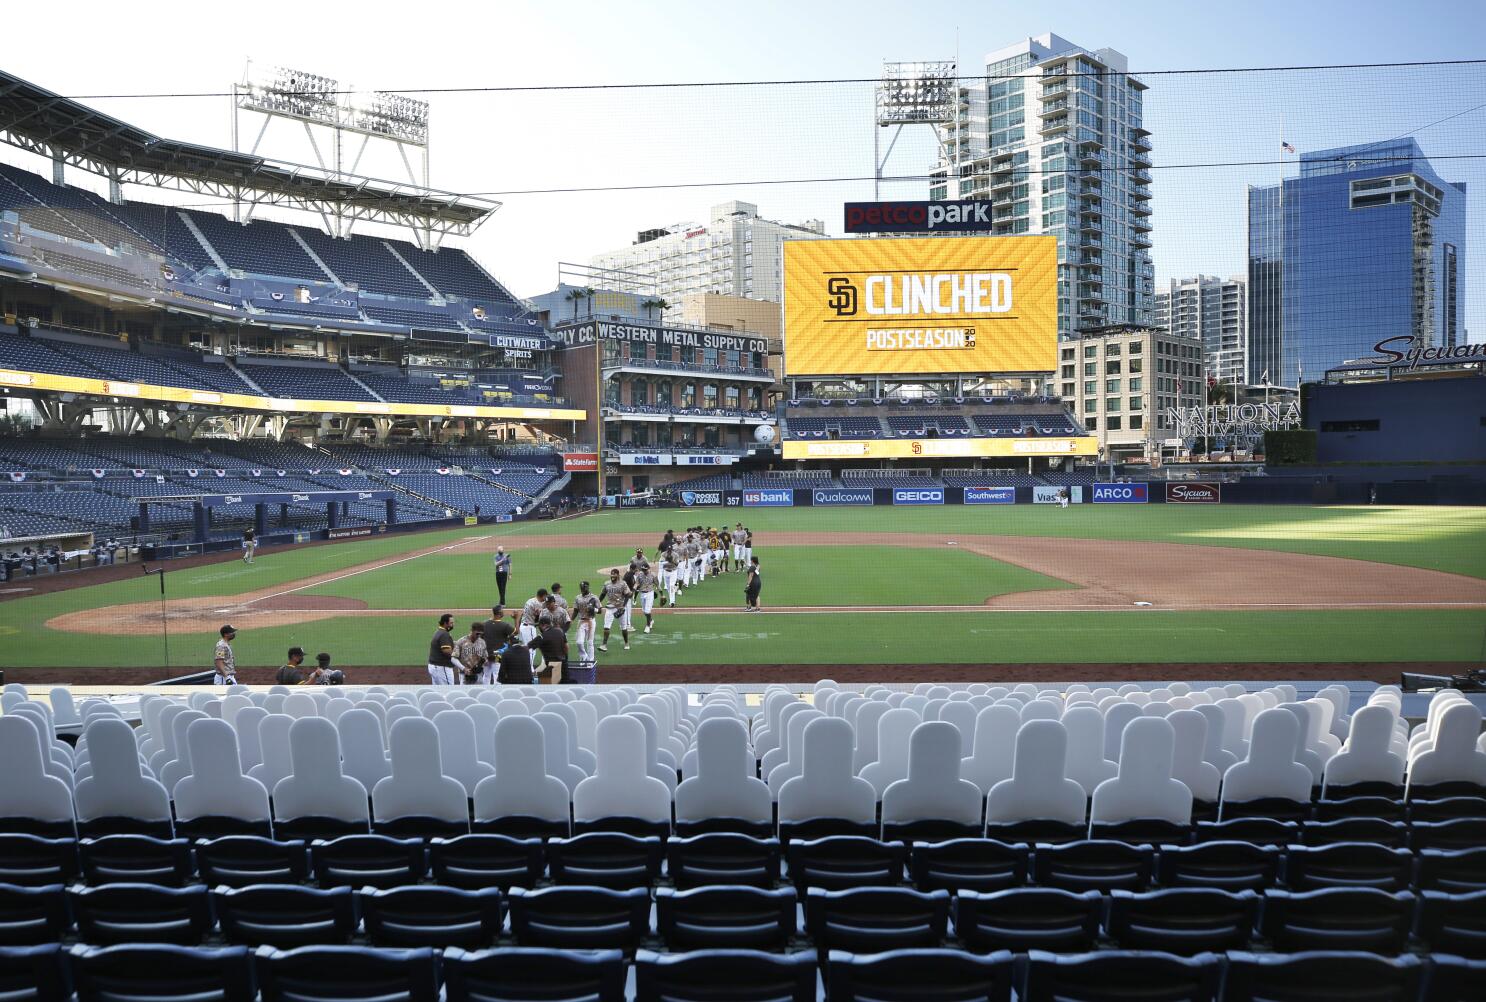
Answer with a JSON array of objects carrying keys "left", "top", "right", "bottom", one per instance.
[
  {"left": 598, "top": 568, "right": 633, "bottom": 652},
  {"left": 573, "top": 581, "right": 600, "bottom": 667},
  {"left": 691, "top": 535, "right": 706, "bottom": 587},
  {"left": 662, "top": 550, "right": 680, "bottom": 607},
  {"left": 731, "top": 523, "right": 745, "bottom": 571},
  {"left": 635, "top": 566, "right": 659, "bottom": 633},
  {"left": 519, "top": 588, "right": 549, "bottom": 674}
]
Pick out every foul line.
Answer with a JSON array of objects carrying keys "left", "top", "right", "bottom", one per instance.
[
  {"left": 247, "top": 535, "right": 486, "bottom": 606},
  {"left": 221, "top": 600, "right": 1486, "bottom": 616}
]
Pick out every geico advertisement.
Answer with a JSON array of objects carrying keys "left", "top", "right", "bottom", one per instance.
[
  {"left": 783, "top": 235, "right": 1058, "bottom": 376},
  {"left": 781, "top": 436, "right": 1097, "bottom": 460}
]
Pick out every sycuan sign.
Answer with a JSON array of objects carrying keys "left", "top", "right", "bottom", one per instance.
[{"left": 1372, "top": 335, "right": 1486, "bottom": 371}]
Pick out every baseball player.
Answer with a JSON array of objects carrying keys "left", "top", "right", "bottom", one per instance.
[
  {"left": 662, "top": 548, "right": 681, "bottom": 607},
  {"left": 731, "top": 522, "right": 745, "bottom": 571},
  {"left": 520, "top": 588, "right": 549, "bottom": 674},
  {"left": 573, "top": 580, "right": 600, "bottom": 667},
  {"left": 598, "top": 567, "right": 633, "bottom": 652},
  {"left": 213, "top": 625, "right": 238, "bottom": 686},
  {"left": 718, "top": 526, "right": 732, "bottom": 574},
  {"left": 740, "top": 525, "right": 753, "bottom": 567},
  {"left": 1058, "top": 487, "right": 1070, "bottom": 509},
  {"left": 691, "top": 533, "right": 705, "bottom": 587},
  {"left": 635, "top": 562, "right": 659, "bottom": 634},
  {"left": 628, "top": 548, "right": 650, "bottom": 576},
  {"left": 241, "top": 528, "right": 257, "bottom": 565}
]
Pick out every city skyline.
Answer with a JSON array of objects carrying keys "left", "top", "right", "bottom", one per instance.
[{"left": 0, "top": 0, "right": 1479, "bottom": 342}]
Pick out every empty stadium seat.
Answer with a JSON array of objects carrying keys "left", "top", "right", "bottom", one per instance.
[
  {"left": 953, "top": 887, "right": 1102, "bottom": 953},
  {"left": 0, "top": 944, "right": 70, "bottom": 1002},
  {"left": 507, "top": 885, "right": 650, "bottom": 951},
  {"left": 254, "top": 945, "right": 439, "bottom": 1002},
  {"left": 910, "top": 839, "right": 1029, "bottom": 893},
  {"left": 1154, "top": 840, "right": 1282, "bottom": 891},
  {"left": 1223, "top": 950, "right": 1423, "bottom": 1002},
  {"left": 1417, "top": 889, "right": 1486, "bottom": 958},
  {"left": 442, "top": 946, "right": 626, "bottom": 1002},
  {"left": 78, "top": 835, "right": 193, "bottom": 886},
  {"left": 826, "top": 948, "right": 1015, "bottom": 1002},
  {"left": 1284, "top": 842, "right": 1414, "bottom": 891},
  {"left": 429, "top": 834, "right": 544, "bottom": 890},
  {"left": 547, "top": 832, "right": 665, "bottom": 889},
  {"left": 0, "top": 884, "right": 69, "bottom": 946},
  {"left": 635, "top": 948, "right": 817, "bottom": 1002},
  {"left": 655, "top": 886, "right": 798, "bottom": 951},
  {"left": 360, "top": 885, "right": 503, "bottom": 948},
  {"left": 1417, "top": 847, "right": 1486, "bottom": 893},
  {"left": 213, "top": 885, "right": 356, "bottom": 948},
  {"left": 310, "top": 835, "right": 425, "bottom": 888},
  {"left": 805, "top": 886, "right": 950, "bottom": 956},
  {"left": 667, "top": 833, "right": 781, "bottom": 890},
  {"left": 1104, "top": 888, "right": 1259, "bottom": 953},
  {"left": 1032, "top": 840, "right": 1154, "bottom": 893},
  {"left": 1261, "top": 887, "right": 1414, "bottom": 952},
  {"left": 785, "top": 836, "right": 907, "bottom": 892},
  {"left": 69, "top": 943, "right": 255, "bottom": 1002},
  {"left": 69, "top": 883, "right": 212, "bottom": 946},
  {"left": 0, "top": 836, "right": 78, "bottom": 887}
]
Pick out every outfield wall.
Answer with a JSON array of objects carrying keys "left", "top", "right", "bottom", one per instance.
[{"left": 637, "top": 480, "right": 1486, "bottom": 511}]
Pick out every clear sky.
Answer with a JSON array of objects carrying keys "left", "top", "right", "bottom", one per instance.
[{"left": 2, "top": 0, "right": 1481, "bottom": 336}]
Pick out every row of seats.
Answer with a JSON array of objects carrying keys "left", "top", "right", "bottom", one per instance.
[
  {"left": 5, "top": 875, "right": 1485, "bottom": 958},
  {"left": 2, "top": 942, "right": 1483, "bottom": 1002}
]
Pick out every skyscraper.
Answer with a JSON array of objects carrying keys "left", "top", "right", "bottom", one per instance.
[
  {"left": 929, "top": 32, "right": 1154, "bottom": 338},
  {"left": 1154, "top": 275, "right": 1247, "bottom": 385},
  {"left": 1247, "top": 138, "right": 1466, "bottom": 387}
]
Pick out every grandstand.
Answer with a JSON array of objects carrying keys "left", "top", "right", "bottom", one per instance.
[{"left": 0, "top": 679, "right": 1482, "bottom": 1000}]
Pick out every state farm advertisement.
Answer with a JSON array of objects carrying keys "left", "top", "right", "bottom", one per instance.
[{"left": 563, "top": 453, "right": 599, "bottom": 473}]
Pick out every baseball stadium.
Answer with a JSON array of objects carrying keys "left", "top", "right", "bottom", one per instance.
[{"left": 1, "top": 11, "right": 1486, "bottom": 1001}]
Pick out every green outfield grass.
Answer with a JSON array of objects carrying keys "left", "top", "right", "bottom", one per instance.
[
  {"left": 301, "top": 545, "right": 1074, "bottom": 609},
  {"left": 1, "top": 503, "right": 1482, "bottom": 670}
]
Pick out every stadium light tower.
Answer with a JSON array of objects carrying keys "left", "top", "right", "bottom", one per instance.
[
  {"left": 873, "top": 60, "right": 957, "bottom": 200},
  {"left": 231, "top": 63, "right": 432, "bottom": 234}
]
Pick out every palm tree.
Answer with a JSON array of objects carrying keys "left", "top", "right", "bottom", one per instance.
[
  {"left": 640, "top": 298, "right": 662, "bottom": 321},
  {"left": 581, "top": 287, "right": 596, "bottom": 317},
  {"left": 652, "top": 298, "right": 669, "bottom": 324},
  {"left": 564, "top": 287, "right": 585, "bottom": 320}
]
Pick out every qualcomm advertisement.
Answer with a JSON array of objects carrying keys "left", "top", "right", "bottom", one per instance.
[
  {"left": 811, "top": 488, "right": 874, "bottom": 507},
  {"left": 963, "top": 486, "right": 1016, "bottom": 505},
  {"left": 1091, "top": 483, "right": 1149, "bottom": 504},
  {"left": 743, "top": 488, "right": 794, "bottom": 507},
  {"left": 892, "top": 487, "right": 945, "bottom": 506}
]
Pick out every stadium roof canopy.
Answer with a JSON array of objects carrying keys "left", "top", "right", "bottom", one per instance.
[{"left": 0, "top": 70, "right": 499, "bottom": 242}]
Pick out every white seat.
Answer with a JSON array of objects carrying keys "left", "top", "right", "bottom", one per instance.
[
  {"left": 881, "top": 722, "right": 983, "bottom": 830},
  {"left": 1102, "top": 703, "right": 1143, "bottom": 763},
  {"left": 272, "top": 717, "right": 369, "bottom": 824},
  {"left": 1220, "top": 708, "right": 1313, "bottom": 813},
  {"left": 1142, "top": 702, "right": 1174, "bottom": 718},
  {"left": 247, "top": 715, "right": 296, "bottom": 793},
  {"left": 1168, "top": 709, "right": 1222, "bottom": 802},
  {"left": 1194, "top": 704, "right": 1240, "bottom": 776},
  {"left": 961, "top": 704, "right": 1020, "bottom": 797},
  {"left": 534, "top": 712, "right": 588, "bottom": 797},
  {"left": 432, "top": 710, "right": 495, "bottom": 799},
  {"left": 9, "top": 705, "right": 73, "bottom": 792},
  {"left": 622, "top": 708, "right": 679, "bottom": 793},
  {"left": 1062, "top": 706, "right": 1117, "bottom": 799},
  {"left": 543, "top": 702, "right": 597, "bottom": 775},
  {"left": 48, "top": 688, "right": 80, "bottom": 727},
  {"left": 573, "top": 715, "right": 671, "bottom": 826},
  {"left": 851, "top": 701, "right": 891, "bottom": 774},
  {"left": 160, "top": 709, "right": 210, "bottom": 795},
  {"left": 147, "top": 703, "right": 190, "bottom": 778},
  {"left": 372, "top": 716, "right": 470, "bottom": 824},
  {"left": 923, "top": 698, "right": 951, "bottom": 722},
  {"left": 1091, "top": 716, "right": 1192, "bottom": 826},
  {"left": 220, "top": 695, "right": 253, "bottom": 731},
  {"left": 985, "top": 720, "right": 1087, "bottom": 826},
  {"left": 1322, "top": 704, "right": 1405, "bottom": 793},
  {"left": 263, "top": 693, "right": 287, "bottom": 715},
  {"left": 1020, "top": 699, "right": 1062, "bottom": 723},
  {"left": 336, "top": 708, "right": 392, "bottom": 795},
  {"left": 1278, "top": 704, "right": 1328, "bottom": 783},
  {"left": 465, "top": 703, "right": 500, "bottom": 771},
  {"left": 74, "top": 718, "right": 171, "bottom": 826},
  {"left": 766, "top": 708, "right": 824, "bottom": 797},
  {"left": 1408, "top": 702, "right": 1486, "bottom": 791},
  {"left": 324, "top": 698, "right": 354, "bottom": 724},
  {"left": 938, "top": 701, "right": 979, "bottom": 754},
  {"left": 173, "top": 719, "right": 270, "bottom": 823},
  {"left": 859, "top": 708, "right": 919, "bottom": 799},
  {"left": 761, "top": 702, "right": 812, "bottom": 778},
  {"left": 283, "top": 693, "right": 317, "bottom": 719},
  {"left": 473, "top": 716, "right": 571, "bottom": 828},
  {"left": 0, "top": 716, "right": 73, "bottom": 826},
  {"left": 1213, "top": 698, "right": 1251, "bottom": 760},
  {"left": 232, "top": 706, "right": 268, "bottom": 773},
  {"left": 675, "top": 718, "right": 772, "bottom": 826},
  {"left": 778, "top": 717, "right": 876, "bottom": 826}
]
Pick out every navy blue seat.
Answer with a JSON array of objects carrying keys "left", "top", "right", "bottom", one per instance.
[
  {"left": 1192, "top": 818, "right": 1299, "bottom": 847},
  {"left": 1407, "top": 796, "right": 1486, "bottom": 822},
  {"left": 1409, "top": 782, "right": 1486, "bottom": 802},
  {"left": 1021, "top": 949, "right": 1222, "bottom": 1002},
  {"left": 310, "top": 835, "right": 425, "bottom": 888},
  {"left": 443, "top": 946, "right": 626, "bottom": 1002},
  {"left": 1223, "top": 950, "right": 1423, "bottom": 1002},
  {"left": 1031, "top": 840, "right": 1154, "bottom": 893},
  {"left": 1087, "top": 820, "right": 1193, "bottom": 847},
  {"left": 910, "top": 839, "right": 1028, "bottom": 894},
  {"left": 1104, "top": 888, "right": 1258, "bottom": 953},
  {"left": 953, "top": 888, "right": 1101, "bottom": 953},
  {"left": 674, "top": 816, "right": 774, "bottom": 839},
  {"left": 0, "top": 944, "right": 70, "bottom": 1002},
  {"left": 982, "top": 820, "right": 1085, "bottom": 845},
  {"left": 1300, "top": 818, "right": 1408, "bottom": 848},
  {"left": 272, "top": 817, "right": 370, "bottom": 842},
  {"left": 370, "top": 816, "right": 469, "bottom": 839},
  {"left": 429, "top": 834, "right": 544, "bottom": 890},
  {"left": 0, "top": 836, "right": 77, "bottom": 887},
  {"left": 882, "top": 819, "right": 982, "bottom": 842},
  {"left": 1312, "top": 794, "right": 1405, "bottom": 821},
  {"left": 1154, "top": 840, "right": 1281, "bottom": 891},
  {"left": 254, "top": 945, "right": 439, "bottom": 1002},
  {"left": 69, "top": 883, "right": 213, "bottom": 946},
  {"left": 0, "top": 819, "right": 74, "bottom": 840},
  {"left": 174, "top": 816, "right": 273, "bottom": 841},
  {"left": 785, "top": 837, "right": 907, "bottom": 892},
  {"left": 826, "top": 948, "right": 1014, "bottom": 1002},
  {"left": 470, "top": 816, "right": 571, "bottom": 839},
  {"left": 667, "top": 834, "right": 780, "bottom": 890},
  {"left": 805, "top": 886, "right": 950, "bottom": 955},
  {"left": 1220, "top": 797, "right": 1312, "bottom": 823},
  {"left": 655, "top": 886, "right": 797, "bottom": 951},
  {"left": 360, "top": 886, "right": 503, "bottom": 948},
  {"left": 1426, "top": 954, "right": 1486, "bottom": 1002},
  {"left": 1411, "top": 818, "right": 1486, "bottom": 852},
  {"left": 76, "top": 817, "right": 176, "bottom": 840},
  {"left": 1283, "top": 843, "right": 1413, "bottom": 891},
  {"left": 1418, "top": 848, "right": 1486, "bottom": 893},
  {"left": 635, "top": 948, "right": 816, "bottom": 1002},
  {"left": 547, "top": 833, "right": 665, "bottom": 890},
  {"left": 0, "top": 884, "right": 69, "bottom": 946},
  {"left": 78, "top": 835, "right": 193, "bottom": 886},
  {"left": 571, "top": 816, "right": 671, "bottom": 839},
  {"left": 1260, "top": 888, "right": 1414, "bottom": 953},
  {"left": 508, "top": 885, "right": 651, "bottom": 951},
  {"left": 1417, "top": 890, "right": 1486, "bottom": 958},
  {"left": 195, "top": 836, "right": 308, "bottom": 887},
  {"left": 70, "top": 944, "right": 255, "bottom": 1002},
  {"left": 777, "top": 818, "right": 878, "bottom": 842},
  {"left": 214, "top": 885, "right": 357, "bottom": 948}
]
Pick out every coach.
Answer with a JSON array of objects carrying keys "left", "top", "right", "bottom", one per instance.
[{"left": 493, "top": 547, "right": 512, "bottom": 605}]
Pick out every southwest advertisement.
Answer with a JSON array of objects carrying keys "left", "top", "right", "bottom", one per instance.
[{"left": 782, "top": 235, "right": 1058, "bottom": 377}]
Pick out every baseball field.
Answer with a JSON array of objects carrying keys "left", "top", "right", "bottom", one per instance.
[{"left": 3, "top": 504, "right": 1484, "bottom": 684}]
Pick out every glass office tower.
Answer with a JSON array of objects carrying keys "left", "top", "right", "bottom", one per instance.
[{"left": 1247, "top": 138, "right": 1465, "bottom": 386}]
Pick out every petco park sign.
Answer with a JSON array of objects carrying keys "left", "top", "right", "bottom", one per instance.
[{"left": 844, "top": 200, "right": 995, "bottom": 234}]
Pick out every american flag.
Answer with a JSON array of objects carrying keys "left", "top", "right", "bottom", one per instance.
[{"left": 1281, "top": 141, "right": 1296, "bottom": 153}]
